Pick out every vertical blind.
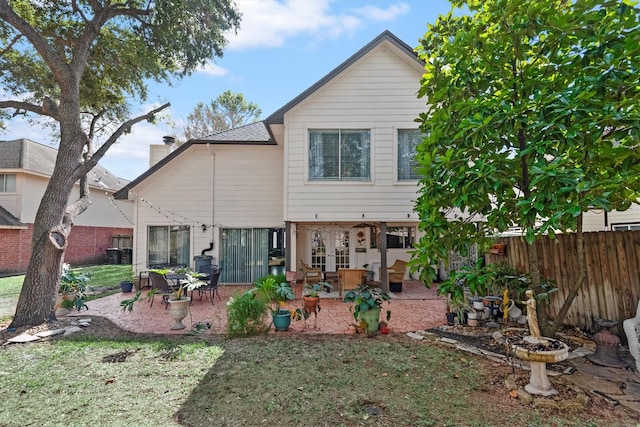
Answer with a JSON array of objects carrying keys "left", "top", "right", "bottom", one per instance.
[{"left": 220, "top": 228, "right": 269, "bottom": 283}]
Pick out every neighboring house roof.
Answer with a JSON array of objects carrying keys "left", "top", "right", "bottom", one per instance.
[
  {"left": 0, "top": 138, "right": 128, "bottom": 191},
  {"left": 265, "top": 30, "right": 423, "bottom": 125},
  {"left": 114, "top": 121, "right": 273, "bottom": 199},
  {"left": 0, "top": 204, "right": 26, "bottom": 228}
]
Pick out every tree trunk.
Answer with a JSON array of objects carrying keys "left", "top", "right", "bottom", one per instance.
[{"left": 9, "top": 104, "right": 87, "bottom": 328}]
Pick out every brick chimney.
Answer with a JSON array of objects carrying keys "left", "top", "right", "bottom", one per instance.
[{"left": 149, "top": 136, "right": 175, "bottom": 167}]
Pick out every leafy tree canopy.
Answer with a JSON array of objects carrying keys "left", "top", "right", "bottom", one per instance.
[
  {"left": 0, "top": 0, "right": 241, "bottom": 136},
  {"left": 413, "top": 0, "right": 640, "bottom": 287},
  {"left": 0, "top": 0, "right": 241, "bottom": 328},
  {"left": 176, "top": 90, "right": 262, "bottom": 141}
]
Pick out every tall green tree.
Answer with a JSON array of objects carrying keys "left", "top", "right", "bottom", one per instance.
[
  {"left": 414, "top": 0, "right": 640, "bottom": 336},
  {"left": 0, "top": 0, "right": 240, "bottom": 328},
  {"left": 176, "top": 90, "right": 262, "bottom": 141}
]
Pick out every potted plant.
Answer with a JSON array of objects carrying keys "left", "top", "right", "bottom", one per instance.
[
  {"left": 254, "top": 275, "right": 301, "bottom": 332},
  {"left": 436, "top": 275, "right": 466, "bottom": 325},
  {"left": 120, "top": 270, "right": 135, "bottom": 293},
  {"left": 56, "top": 263, "right": 90, "bottom": 316},
  {"left": 226, "top": 291, "right": 269, "bottom": 337},
  {"left": 342, "top": 284, "right": 391, "bottom": 334},
  {"left": 120, "top": 268, "right": 206, "bottom": 330},
  {"left": 302, "top": 282, "right": 333, "bottom": 314}
]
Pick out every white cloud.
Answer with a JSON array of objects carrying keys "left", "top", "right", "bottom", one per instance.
[
  {"left": 353, "top": 2, "right": 410, "bottom": 22},
  {"left": 227, "top": 0, "right": 412, "bottom": 50},
  {"left": 228, "top": 0, "right": 359, "bottom": 50},
  {"left": 197, "top": 62, "right": 229, "bottom": 76}
]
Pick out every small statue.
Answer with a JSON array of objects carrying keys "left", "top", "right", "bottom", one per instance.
[{"left": 523, "top": 289, "right": 542, "bottom": 341}]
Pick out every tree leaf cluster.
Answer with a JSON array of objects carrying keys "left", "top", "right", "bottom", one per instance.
[{"left": 413, "top": 0, "right": 640, "bottom": 284}]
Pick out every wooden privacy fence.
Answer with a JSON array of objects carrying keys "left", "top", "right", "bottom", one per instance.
[{"left": 487, "top": 230, "right": 640, "bottom": 335}]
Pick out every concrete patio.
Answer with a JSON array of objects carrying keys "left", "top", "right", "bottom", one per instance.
[{"left": 71, "top": 280, "right": 448, "bottom": 335}]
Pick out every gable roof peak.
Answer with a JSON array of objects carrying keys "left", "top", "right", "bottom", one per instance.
[{"left": 265, "top": 30, "right": 421, "bottom": 125}]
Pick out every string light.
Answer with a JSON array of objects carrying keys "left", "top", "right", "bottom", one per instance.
[{"left": 107, "top": 193, "right": 134, "bottom": 225}]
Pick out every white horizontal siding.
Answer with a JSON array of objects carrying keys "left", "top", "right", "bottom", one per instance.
[
  {"left": 15, "top": 174, "right": 132, "bottom": 227},
  {"left": 284, "top": 42, "right": 426, "bottom": 222},
  {"left": 132, "top": 143, "right": 284, "bottom": 269},
  {"left": 583, "top": 204, "right": 640, "bottom": 231}
]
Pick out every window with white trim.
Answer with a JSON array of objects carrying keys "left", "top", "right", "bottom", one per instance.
[
  {"left": 309, "top": 129, "right": 371, "bottom": 181},
  {"left": 0, "top": 174, "right": 16, "bottom": 192},
  {"left": 612, "top": 223, "right": 640, "bottom": 231},
  {"left": 397, "top": 129, "right": 422, "bottom": 180},
  {"left": 147, "top": 225, "right": 190, "bottom": 267}
]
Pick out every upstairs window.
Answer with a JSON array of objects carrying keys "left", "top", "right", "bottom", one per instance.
[
  {"left": 397, "top": 129, "right": 422, "bottom": 180},
  {"left": 309, "top": 129, "right": 371, "bottom": 181},
  {"left": 612, "top": 223, "right": 640, "bottom": 231},
  {"left": 0, "top": 174, "right": 16, "bottom": 192}
]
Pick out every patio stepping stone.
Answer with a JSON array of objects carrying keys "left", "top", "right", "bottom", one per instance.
[
  {"left": 406, "top": 332, "right": 424, "bottom": 340},
  {"left": 7, "top": 333, "right": 40, "bottom": 343},
  {"left": 63, "top": 326, "right": 83, "bottom": 336},
  {"left": 35, "top": 329, "right": 66, "bottom": 338}
]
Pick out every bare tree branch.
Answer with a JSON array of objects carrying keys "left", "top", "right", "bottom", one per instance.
[
  {"left": 0, "top": 100, "right": 51, "bottom": 118},
  {"left": 81, "top": 102, "right": 171, "bottom": 176}
]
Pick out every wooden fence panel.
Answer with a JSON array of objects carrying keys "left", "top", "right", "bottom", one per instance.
[{"left": 495, "top": 230, "right": 640, "bottom": 334}]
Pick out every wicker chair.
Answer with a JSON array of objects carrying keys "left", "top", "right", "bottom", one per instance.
[
  {"left": 381, "top": 260, "right": 408, "bottom": 292},
  {"left": 338, "top": 268, "right": 366, "bottom": 297},
  {"left": 299, "top": 260, "right": 322, "bottom": 286}
]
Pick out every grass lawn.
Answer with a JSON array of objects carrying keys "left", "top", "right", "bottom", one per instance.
[
  {"left": 0, "top": 324, "right": 634, "bottom": 427},
  {"left": 0, "top": 267, "right": 636, "bottom": 426},
  {"left": 0, "top": 265, "right": 132, "bottom": 321}
]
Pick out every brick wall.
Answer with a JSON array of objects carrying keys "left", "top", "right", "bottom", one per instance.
[{"left": 0, "top": 225, "right": 133, "bottom": 275}]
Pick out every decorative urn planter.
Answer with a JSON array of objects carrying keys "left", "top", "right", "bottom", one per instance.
[{"left": 168, "top": 298, "right": 191, "bottom": 330}]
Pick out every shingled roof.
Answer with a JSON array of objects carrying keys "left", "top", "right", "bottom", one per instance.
[
  {"left": 0, "top": 139, "right": 129, "bottom": 191},
  {"left": 195, "top": 121, "right": 272, "bottom": 143},
  {"left": 0, "top": 205, "right": 25, "bottom": 228}
]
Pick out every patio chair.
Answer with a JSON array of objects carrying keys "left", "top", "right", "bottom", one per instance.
[
  {"left": 148, "top": 271, "right": 172, "bottom": 309},
  {"left": 338, "top": 268, "right": 366, "bottom": 297},
  {"left": 198, "top": 267, "right": 222, "bottom": 304},
  {"left": 299, "top": 260, "right": 322, "bottom": 286},
  {"left": 382, "top": 260, "right": 408, "bottom": 292}
]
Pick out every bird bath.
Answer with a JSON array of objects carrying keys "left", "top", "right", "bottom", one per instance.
[
  {"left": 512, "top": 337, "right": 569, "bottom": 396},
  {"left": 511, "top": 289, "right": 570, "bottom": 396}
]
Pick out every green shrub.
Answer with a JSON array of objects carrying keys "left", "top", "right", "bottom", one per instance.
[{"left": 225, "top": 290, "right": 268, "bottom": 337}]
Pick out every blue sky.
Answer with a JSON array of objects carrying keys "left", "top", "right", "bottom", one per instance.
[{"left": 2, "top": 0, "right": 454, "bottom": 181}]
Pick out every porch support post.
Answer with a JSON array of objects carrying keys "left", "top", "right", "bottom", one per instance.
[
  {"left": 380, "top": 222, "right": 388, "bottom": 293},
  {"left": 285, "top": 221, "right": 292, "bottom": 272}
]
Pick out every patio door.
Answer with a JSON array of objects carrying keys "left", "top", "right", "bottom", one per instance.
[{"left": 308, "top": 228, "right": 350, "bottom": 272}]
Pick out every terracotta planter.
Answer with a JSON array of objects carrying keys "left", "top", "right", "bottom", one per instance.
[
  {"left": 303, "top": 296, "right": 319, "bottom": 313},
  {"left": 490, "top": 243, "right": 506, "bottom": 255}
]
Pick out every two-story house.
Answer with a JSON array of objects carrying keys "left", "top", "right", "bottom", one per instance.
[
  {"left": 0, "top": 138, "right": 134, "bottom": 274},
  {"left": 113, "top": 30, "right": 639, "bottom": 285},
  {"left": 114, "top": 31, "right": 424, "bottom": 284}
]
